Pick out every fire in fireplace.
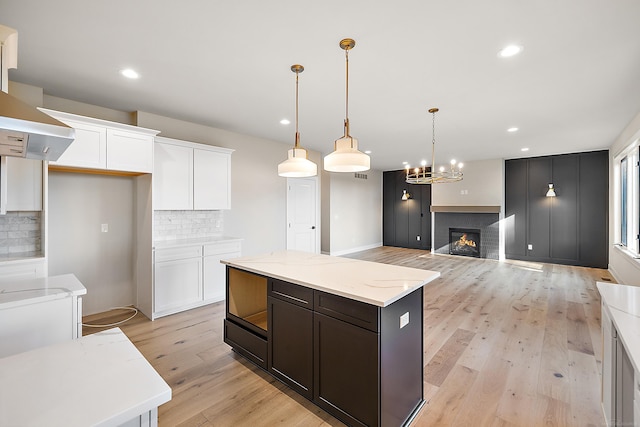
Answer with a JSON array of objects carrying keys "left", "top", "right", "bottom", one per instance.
[{"left": 449, "top": 228, "right": 481, "bottom": 258}]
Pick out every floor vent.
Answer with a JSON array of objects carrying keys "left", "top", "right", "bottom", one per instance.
[
  {"left": 354, "top": 173, "right": 368, "bottom": 180},
  {"left": 601, "top": 277, "right": 612, "bottom": 282}
]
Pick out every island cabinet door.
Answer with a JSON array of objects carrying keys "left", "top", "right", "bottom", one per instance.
[
  {"left": 268, "top": 296, "right": 313, "bottom": 399},
  {"left": 314, "top": 312, "right": 380, "bottom": 427}
]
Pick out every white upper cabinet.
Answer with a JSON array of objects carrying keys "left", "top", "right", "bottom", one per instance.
[
  {"left": 194, "top": 148, "right": 231, "bottom": 210},
  {"left": 154, "top": 136, "right": 233, "bottom": 210},
  {"left": 4, "top": 157, "right": 43, "bottom": 212},
  {"left": 106, "top": 128, "right": 154, "bottom": 173},
  {"left": 42, "top": 109, "right": 158, "bottom": 173},
  {"left": 154, "top": 142, "right": 193, "bottom": 210}
]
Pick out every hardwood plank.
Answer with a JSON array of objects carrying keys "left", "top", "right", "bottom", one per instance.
[
  {"left": 567, "top": 301, "right": 595, "bottom": 355},
  {"left": 417, "top": 364, "right": 479, "bottom": 425},
  {"left": 425, "top": 328, "right": 475, "bottom": 387}
]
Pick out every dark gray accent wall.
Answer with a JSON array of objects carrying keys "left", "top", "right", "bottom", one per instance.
[
  {"left": 504, "top": 150, "right": 608, "bottom": 268},
  {"left": 383, "top": 170, "right": 431, "bottom": 250}
]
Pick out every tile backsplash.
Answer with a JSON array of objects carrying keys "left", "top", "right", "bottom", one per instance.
[
  {"left": 154, "top": 210, "right": 224, "bottom": 241},
  {"left": 0, "top": 212, "right": 42, "bottom": 255}
]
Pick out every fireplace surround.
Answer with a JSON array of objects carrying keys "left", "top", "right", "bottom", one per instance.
[{"left": 432, "top": 208, "right": 500, "bottom": 260}]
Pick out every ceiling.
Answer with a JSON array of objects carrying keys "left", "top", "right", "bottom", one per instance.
[{"left": 2, "top": 1, "right": 640, "bottom": 171}]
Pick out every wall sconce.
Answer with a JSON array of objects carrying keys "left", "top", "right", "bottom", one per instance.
[
  {"left": 546, "top": 183, "right": 556, "bottom": 197},
  {"left": 402, "top": 189, "right": 410, "bottom": 201}
]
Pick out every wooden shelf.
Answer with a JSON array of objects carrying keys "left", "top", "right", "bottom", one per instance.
[{"left": 243, "top": 310, "right": 267, "bottom": 331}]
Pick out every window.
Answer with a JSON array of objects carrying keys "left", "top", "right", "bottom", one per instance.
[{"left": 619, "top": 146, "right": 639, "bottom": 255}]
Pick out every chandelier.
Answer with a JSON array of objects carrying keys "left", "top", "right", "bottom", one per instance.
[
  {"left": 405, "top": 107, "right": 463, "bottom": 184},
  {"left": 278, "top": 64, "right": 318, "bottom": 177},
  {"left": 324, "top": 38, "right": 370, "bottom": 173}
]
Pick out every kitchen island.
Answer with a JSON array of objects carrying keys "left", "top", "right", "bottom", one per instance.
[{"left": 221, "top": 251, "right": 440, "bottom": 427}]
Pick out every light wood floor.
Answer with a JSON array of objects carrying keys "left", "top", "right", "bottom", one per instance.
[{"left": 83, "top": 247, "right": 614, "bottom": 426}]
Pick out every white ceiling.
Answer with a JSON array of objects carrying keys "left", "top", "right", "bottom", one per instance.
[{"left": 2, "top": 0, "right": 640, "bottom": 171}]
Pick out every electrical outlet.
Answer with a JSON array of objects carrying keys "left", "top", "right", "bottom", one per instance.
[
  {"left": 400, "top": 312, "right": 409, "bottom": 329},
  {"left": 416, "top": 235, "right": 420, "bottom": 241},
  {"left": 528, "top": 244, "right": 533, "bottom": 250},
  {"left": 101, "top": 224, "right": 109, "bottom": 233}
]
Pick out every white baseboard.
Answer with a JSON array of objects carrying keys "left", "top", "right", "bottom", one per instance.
[{"left": 327, "top": 242, "right": 383, "bottom": 257}]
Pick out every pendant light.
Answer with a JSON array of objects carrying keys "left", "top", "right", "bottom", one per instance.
[
  {"left": 278, "top": 64, "right": 318, "bottom": 177},
  {"left": 324, "top": 38, "right": 370, "bottom": 173}
]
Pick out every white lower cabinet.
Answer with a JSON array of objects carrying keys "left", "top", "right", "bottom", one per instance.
[
  {"left": 0, "top": 274, "right": 85, "bottom": 358},
  {"left": 154, "top": 246, "right": 203, "bottom": 317},
  {"left": 602, "top": 304, "right": 615, "bottom": 425},
  {"left": 203, "top": 242, "right": 241, "bottom": 302},
  {"left": 602, "top": 300, "right": 637, "bottom": 427},
  {"left": 152, "top": 240, "right": 241, "bottom": 319}
]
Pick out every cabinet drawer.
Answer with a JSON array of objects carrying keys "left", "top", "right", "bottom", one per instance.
[
  {"left": 269, "top": 279, "right": 313, "bottom": 309},
  {"left": 315, "top": 291, "right": 379, "bottom": 333},
  {"left": 154, "top": 245, "right": 202, "bottom": 262},
  {"left": 224, "top": 319, "right": 267, "bottom": 369},
  {"left": 204, "top": 241, "right": 241, "bottom": 256}
]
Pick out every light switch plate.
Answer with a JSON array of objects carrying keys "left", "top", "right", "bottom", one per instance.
[{"left": 400, "top": 312, "right": 409, "bottom": 329}]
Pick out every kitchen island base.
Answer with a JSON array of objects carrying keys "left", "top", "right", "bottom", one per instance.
[{"left": 222, "top": 253, "right": 438, "bottom": 427}]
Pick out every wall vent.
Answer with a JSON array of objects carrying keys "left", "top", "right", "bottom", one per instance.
[{"left": 354, "top": 173, "right": 368, "bottom": 180}]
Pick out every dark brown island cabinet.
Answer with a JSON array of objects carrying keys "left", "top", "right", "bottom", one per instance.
[{"left": 221, "top": 251, "right": 439, "bottom": 427}]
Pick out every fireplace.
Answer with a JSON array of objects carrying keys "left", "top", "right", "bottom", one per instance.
[{"left": 449, "top": 228, "right": 481, "bottom": 258}]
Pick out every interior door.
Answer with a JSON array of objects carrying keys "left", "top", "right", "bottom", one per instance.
[{"left": 287, "top": 177, "right": 318, "bottom": 253}]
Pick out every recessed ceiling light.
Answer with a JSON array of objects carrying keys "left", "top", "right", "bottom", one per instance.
[
  {"left": 521, "top": 147, "right": 529, "bottom": 152},
  {"left": 507, "top": 127, "right": 519, "bottom": 132},
  {"left": 402, "top": 161, "right": 408, "bottom": 165},
  {"left": 364, "top": 150, "right": 372, "bottom": 154},
  {"left": 280, "top": 119, "right": 290, "bottom": 125},
  {"left": 498, "top": 45, "right": 523, "bottom": 58},
  {"left": 120, "top": 68, "right": 139, "bottom": 79}
]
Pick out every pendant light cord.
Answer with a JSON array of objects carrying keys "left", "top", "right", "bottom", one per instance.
[
  {"left": 345, "top": 48, "right": 349, "bottom": 124},
  {"left": 294, "top": 69, "right": 300, "bottom": 149},
  {"left": 431, "top": 109, "right": 436, "bottom": 171}
]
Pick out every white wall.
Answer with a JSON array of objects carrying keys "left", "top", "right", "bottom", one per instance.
[
  {"left": 431, "top": 158, "right": 503, "bottom": 206},
  {"left": 322, "top": 169, "right": 383, "bottom": 255},
  {"left": 48, "top": 172, "right": 136, "bottom": 314},
  {"left": 609, "top": 110, "right": 640, "bottom": 286}
]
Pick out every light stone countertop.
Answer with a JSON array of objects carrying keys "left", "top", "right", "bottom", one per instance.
[
  {"left": 0, "top": 327, "right": 171, "bottom": 427},
  {"left": 222, "top": 250, "right": 440, "bottom": 307},
  {"left": 597, "top": 281, "right": 640, "bottom": 373},
  {"left": 0, "top": 273, "right": 86, "bottom": 310},
  {"left": 153, "top": 235, "right": 242, "bottom": 250}
]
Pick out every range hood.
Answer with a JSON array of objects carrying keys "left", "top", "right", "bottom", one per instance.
[{"left": 0, "top": 90, "right": 75, "bottom": 161}]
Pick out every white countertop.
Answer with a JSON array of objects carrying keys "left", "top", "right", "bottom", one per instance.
[
  {"left": 0, "top": 273, "right": 87, "bottom": 310},
  {"left": 153, "top": 235, "right": 242, "bottom": 249},
  {"left": 222, "top": 250, "right": 440, "bottom": 307},
  {"left": 597, "top": 281, "right": 640, "bottom": 373},
  {"left": 0, "top": 327, "right": 171, "bottom": 427}
]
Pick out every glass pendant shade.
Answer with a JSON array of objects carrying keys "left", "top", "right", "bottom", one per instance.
[
  {"left": 278, "top": 147, "right": 317, "bottom": 177},
  {"left": 324, "top": 136, "right": 370, "bottom": 172}
]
